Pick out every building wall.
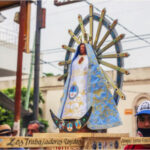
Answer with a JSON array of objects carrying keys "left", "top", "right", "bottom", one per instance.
[
  {"left": 108, "top": 67, "right": 150, "bottom": 136},
  {"left": 0, "top": 67, "right": 150, "bottom": 136},
  {"left": 0, "top": 42, "right": 31, "bottom": 76}
]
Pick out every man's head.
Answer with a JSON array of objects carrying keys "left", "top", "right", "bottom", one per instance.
[
  {"left": 27, "top": 120, "right": 45, "bottom": 136},
  {"left": 0, "top": 124, "right": 12, "bottom": 136},
  {"left": 136, "top": 100, "right": 150, "bottom": 116},
  {"left": 136, "top": 100, "right": 150, "bottom": 137}
]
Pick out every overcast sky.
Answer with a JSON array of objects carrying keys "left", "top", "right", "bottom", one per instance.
[{"left": 0, "top": 0, "right": 150, "bottom": 75}]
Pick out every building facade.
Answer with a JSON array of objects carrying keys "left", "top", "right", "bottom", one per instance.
[
  {"left": 0, "top": 27, "right": 31, "bottom": 77},
  {"left": 0, "top": 67, "right": 150, "bottom": 136}
]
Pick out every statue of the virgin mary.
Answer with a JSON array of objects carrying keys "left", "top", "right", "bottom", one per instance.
[{"left": 57, "top": 43, "right": 122, "bottom": 130}]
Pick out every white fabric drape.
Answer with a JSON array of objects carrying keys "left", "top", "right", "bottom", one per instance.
[{"left": 62, "top": 55, "right": 88, "bottom": 119}]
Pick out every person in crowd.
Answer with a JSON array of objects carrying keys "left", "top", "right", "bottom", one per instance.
[
  {"left": 27, "top": 120, "right": 45, "bottom": 136},
  {"left": 124, "top": 100, "right": 150, "bottom": 149},
  {"left": 0, "top": 124, "right": 13, "bottom": 136},
  {"left": 0, "top": 124, "right": 24, "bottom": 150},
  {"left": 26, "top": 120, "right": 45, "bottom": 150}
]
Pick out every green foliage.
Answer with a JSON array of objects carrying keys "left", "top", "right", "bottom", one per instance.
[
  {"left": 1, "top": 87, "right": 45, "bottom": 115},
  {"left": 43, "top": 73, "right": 54, "bottom": 77},
  {"left": 39, "top": 118, "right": 49, "bottom": 132},
  {"left": 0, "top": 87, "right": 49, "bottom": 130},
  {"left": 20, "top": 87, "right": 45, "bottom": 116},
  {"left": 0, "top": 106, "right": 14, "bottom": 127}
]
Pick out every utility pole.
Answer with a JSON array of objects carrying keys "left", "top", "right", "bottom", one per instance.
[
  {"left": 33, "top": 0, "right": 41, "bottom": 120},
  {"left": 33, "top": 0, "right": 45, "bottom": 120},
  {"left": 14, "top": 1, "right": 26, "bottom": 136}
]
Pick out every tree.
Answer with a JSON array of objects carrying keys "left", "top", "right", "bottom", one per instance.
[
  {"left": 43, "top": 73, "right": 54, "bottom": 77},
  {"left": 0, "top": 106, "right": 14, "bottom": 127},
  {"left": 0, "top": 87, "right": 48, "bottom": 130}
]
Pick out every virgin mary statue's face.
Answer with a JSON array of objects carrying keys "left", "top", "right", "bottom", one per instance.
[{"left": 79, "top": 44, "right": 86, "bottom": 55}]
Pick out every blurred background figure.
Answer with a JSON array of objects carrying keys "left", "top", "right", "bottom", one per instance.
[
  {"left": 0, "top": 124, "right": 24, "bottom": 150},
  {"left": 27, "top": 120, "right": 45, "bottom": 136},
  {"left": 0, "top": 124, "right": 12, "bottom": 136},
  {"left": 124, "top": 100, "right": 150, "bottom": 149}
]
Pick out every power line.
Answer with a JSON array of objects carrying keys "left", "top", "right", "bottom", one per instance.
[
  {"left": 40, "top": 59, "right": 63, "bottom": 71},
  {"left": 123, "top": 36, "right": 150, "bottom": 43},
  {"left": 41, "top": 47, "right": 63, "bottom": 51},
  {"left": 103, "top": 35, "right": 150, "bottom": 44},
  {"left": 40, "top": 44, "right": 150, "bottom": 64},
  {"left": 40, "top": 43, "right": 150, "bottom": 55},
  {"left": 84, "top": 0, "right": 150, "bottom": 46},
  {"left": 41, "top": 60, "right": 64, "bottom": 64},
  {"left": 40, "top": 34, "right": 150, "bottom": 53},
  {"left": 123, "top": 45, "right": 150, "bottom": 52},
  {"left": 125, "top": 34, "right": 150, "bottom": 40},
  {"left": 40, "top": 44, "right": 150, "bottom": 56},
  {"left": 41, "top": 50, "right": 64, "bottom": 54}
]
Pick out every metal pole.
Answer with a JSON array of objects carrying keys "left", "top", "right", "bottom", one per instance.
[
  {"left": 14, "top": 1, "right": 26, "bottom": 136},
  {"left": 25, "top": 40, "right": 35, "bottom": 110},
  {"left": 33, "top": 0, "right": 42, "bottom": 120}
]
